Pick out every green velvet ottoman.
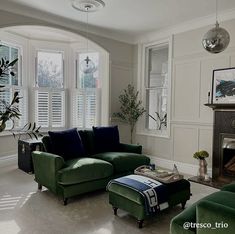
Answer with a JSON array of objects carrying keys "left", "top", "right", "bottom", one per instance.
[{"left": 107, "top": 178, "right": 191, "bottom": 228}]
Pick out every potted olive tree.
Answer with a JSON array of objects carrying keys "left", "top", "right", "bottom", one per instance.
[{"left": 113, "top": 84, "right": 145, "bottom": 143}]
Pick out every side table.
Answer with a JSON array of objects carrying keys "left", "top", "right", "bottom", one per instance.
[{"left": 18, "top": 139, "right": 43, "bottom": 174}]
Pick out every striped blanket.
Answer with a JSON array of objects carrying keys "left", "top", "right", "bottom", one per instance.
[{"left": 107, "top": 174, "right": 169, "bottom": 214}]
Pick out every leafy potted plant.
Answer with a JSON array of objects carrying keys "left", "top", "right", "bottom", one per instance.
[
  {"left": 113, "top": 84, "right": 145, "bottom": 143},
  {"left": 193, "top": 150, "right": 209, "bottom": 179}
]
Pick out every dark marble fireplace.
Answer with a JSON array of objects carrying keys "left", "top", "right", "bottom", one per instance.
[
  {"left": 212, "top": 109, "right": 235, "bottom": 183},
  {"left": 189, "top": 104, "right": 235, "bottom": 188}
]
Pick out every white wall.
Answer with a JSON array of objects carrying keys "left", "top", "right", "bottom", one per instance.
[
  {"left": 136, "top": 18, "right": 235, "bottom": 174},
  {"left": 0, "top": 10, "right": 135, "bottom": 158}
]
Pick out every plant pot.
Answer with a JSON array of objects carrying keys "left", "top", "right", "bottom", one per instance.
[{"left": 198, "top": 159, "right": 207, "bottom": 179}]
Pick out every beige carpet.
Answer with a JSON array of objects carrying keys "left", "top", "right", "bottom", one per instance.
[{"left": 0, "top": 165, "right": 218, "bottom": 234}]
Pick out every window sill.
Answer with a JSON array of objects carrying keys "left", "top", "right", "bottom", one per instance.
[
  {"left": 0, "top": 131, "right": 15, "bottom": 137},
  {"left": 136, "top": 131, "right": 170, "bottom": 139},
  {"left": 0, "top": 130, "right": 47, "bottom": 137}
]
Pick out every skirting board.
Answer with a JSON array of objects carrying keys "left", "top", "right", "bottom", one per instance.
[
  {"left": 148, "top": 155, "right": 212, "bottom": 177},
  {"left": 0, "top": 154, "right": 17, "bottom": 168}
]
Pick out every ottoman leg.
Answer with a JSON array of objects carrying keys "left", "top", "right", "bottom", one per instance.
[
  {"left": 113, "top": 206, "right": 118, "bottom": 215},
  {"left": 137, "top": 219, "right": 144, "bottom": 228},
  {"left": 181, "top": 201, "right": 186, "bottom": 209},
  {"left": 63, "top": 198, "right": 68, "bottom": 206}
]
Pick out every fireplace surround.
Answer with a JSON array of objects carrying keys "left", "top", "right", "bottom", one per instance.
[
  {"left": 189, "top": 104, "right": 235, "bottom": 188},
  {"left": 212, "top": 109, "right": 235, "bottom": 183}
]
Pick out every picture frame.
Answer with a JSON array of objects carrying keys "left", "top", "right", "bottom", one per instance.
[{"left": 212, "top": 67, "right": 235, "bottom": 104}]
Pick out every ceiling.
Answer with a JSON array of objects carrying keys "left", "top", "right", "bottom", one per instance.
[{"left": 1, "top": 0, "right": 235, "bottom": 43}]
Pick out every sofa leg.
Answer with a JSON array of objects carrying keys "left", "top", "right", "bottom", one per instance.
[
  {"left": 137, "top": 219, "right": 144, "bottom": 229},
  {"left": 38, "top": 183, "right": 42, "bottom": 190},
  {"left": 113, "top": 207, "right": 118, "bottom": 215},
  {"left": 63, "top": 198, "right": 68, "bottom": 206},
  {"left": 181, "top": 201, "right": 186, "bottom": 209}
]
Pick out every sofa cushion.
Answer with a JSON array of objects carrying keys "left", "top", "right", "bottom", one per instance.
[
  {"left": 79, "top": 130, "right": 95, "bottom": 155},
  {"left": 42, "top": 135, "right": 52, "bottom": 153},
  {"left": 57, "top": 158, "right": 113, "bottom": 185},
  {"left": 92, "top": 152, "right": 150, "bottom": 173},
  {"left": 93, "top": 126, "right": 120, "bottom": 153},
  {"left": 48, "top": 128, "right": 85, "bottom": 160}
]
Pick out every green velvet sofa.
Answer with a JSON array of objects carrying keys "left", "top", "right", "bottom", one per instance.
[
  {"left": 32, "top": 130, "right": 150, "bottom": 205},
  {"left": 170, "top": 182, "right": 235, "bottom": 234}
]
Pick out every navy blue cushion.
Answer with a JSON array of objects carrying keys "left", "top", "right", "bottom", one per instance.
[
  {"left": 48, "top": 128, "right": 85, "bottom": 160},
  {"left": 92, "top": 126, "right": 120, "bottom": 153}
]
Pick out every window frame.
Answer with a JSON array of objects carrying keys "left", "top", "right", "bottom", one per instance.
[
  {"left": 0, "top": 41, "right": 27, "bottom": 131},
  {"left": 137, "top": 37, "right": 172, "bottom": 138},
  {"left": 35, "top": 49, "right": 64, "bottom": 89},
  {"left": 34, "top": 49, "right": 66, "bottom": 130},
  {"left": 72, "top": 51, "right": 101, "bottom": 129}
]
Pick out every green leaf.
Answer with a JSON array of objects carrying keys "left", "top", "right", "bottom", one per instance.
[
  {"left": 27, "top": 123, "right": 32, "bottom": 131},
  {"left": 7, "top": 58, "right": 18, "bottom": 67},
  {"left": 27, "top": 133, "right": 33, "bottom": 140},
  {"left": 32, "top": 122, "right": 36, "bottom": 131}
]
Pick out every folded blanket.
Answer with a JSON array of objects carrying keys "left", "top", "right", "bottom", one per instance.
[{"left": 107, "top": 174, "right": 168, "bottom": 214}]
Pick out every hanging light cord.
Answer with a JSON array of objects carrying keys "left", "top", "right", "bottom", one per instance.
[
  {"left": 86, "top": 6, "right": 89, "bottom": 53},
  {"left": 216, "top": 0, "right": 218, "bottom": 26}
]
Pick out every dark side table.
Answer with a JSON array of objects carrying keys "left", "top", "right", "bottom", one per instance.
[{"left": 18, "top": 139, "right": 43, "bottom": 174}]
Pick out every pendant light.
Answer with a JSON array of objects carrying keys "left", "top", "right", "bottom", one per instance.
[
  {"left": 72, "top": 0, "right": 105, "bottom": 74},
  {"left": 202, "top": 0, "right": 230, "bottom": 54},
  {"left": 80, "top": 5, "right": 96, "bottom": 74}
]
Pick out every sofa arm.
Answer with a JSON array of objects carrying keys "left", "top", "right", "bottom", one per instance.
[
  {"left": 170, "top": 206, "right": 196, "bottom": 234},
  {"left": 119, "top": 143, "right": 142, "bottom": 154},
  {"left": 221, "top": 182, "right": 235, "bottom": 193},
  {"left": 32, "top": 151, "right": 65, "bottom": 193},
  {"left": 196, "top": 200, "right": 235, "bottom": 234}
]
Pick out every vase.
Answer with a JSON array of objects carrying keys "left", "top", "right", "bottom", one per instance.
[{"left": 198, "top": 159, "right": 207, "bottom": 179}]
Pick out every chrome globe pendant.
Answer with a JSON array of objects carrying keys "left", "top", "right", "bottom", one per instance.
[
  {"left": 202, "top": 21, "right": 230, "bottom": 54},
  {"left": 202, "top": 0, "right": 230, "bottom": 54},
  {"left": 80, "top": 56, "right": 96, "bottom": 74},
  {"left": 71, "top": 0, "right": 105, "bottom": 74},
  {"left": 81, "top": 4, "right": 96, "bottom": 74}
]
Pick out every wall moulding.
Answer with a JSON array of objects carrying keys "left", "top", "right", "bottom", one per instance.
[
  {"left": 171, "top": 120, "right": 213, "bottom": 127},
  {"left": 148, "top": 155, "right": 212, "bottom": 177}
]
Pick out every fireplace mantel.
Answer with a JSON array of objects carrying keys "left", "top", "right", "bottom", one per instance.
[{"left": 204, "top": 103, "right": 235, "bottom": 110}]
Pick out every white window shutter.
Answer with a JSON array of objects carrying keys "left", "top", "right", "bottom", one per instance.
[
  {"left": 14, "top": 88, "right": 28, "bottom": 129},
  {"left": 85, "top": 89, "right": 98, "bottom": 128},
  {"left": 72, "top": 89, "right": 100, "bottom": 129},
  {"left": 35, "top": 91, "right": 49, "bottom": 128},
  {"left": 72, "top": 90, "right": 85, "bottom": 128},
  {"left": 51, "top": 91, "right": 65, "bottom": 127},
  {"left": 0, "top": 88, "right": 12, "bottom": 129}
]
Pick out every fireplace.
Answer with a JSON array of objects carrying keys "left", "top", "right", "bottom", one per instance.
[
  {"left": 221, "top": 136, "right": 235, "bottom": 178},
  {"left": 188, "top": 104, "right": 235, "bottom": 188},
  {"left": 212, "top": 110, "right": 235, "bottom": 183}
]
